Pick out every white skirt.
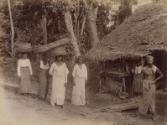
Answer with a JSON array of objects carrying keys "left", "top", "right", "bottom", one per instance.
[
  {"left": 50, "top": 75, "right": 66, "bottom": 106},
  {"left": 72, "top": 77, "right": 86, "bottom": 106}
]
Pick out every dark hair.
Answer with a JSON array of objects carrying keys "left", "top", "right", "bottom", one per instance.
[
  {"left": 21, "top": 52, "right": 28, "bottom": 58},
  {"left": 145, "top": 55, "right": 154, "bottom": 64},
  {"left": 41, "top": 54, "right": 47, "bottom": 65},
  {"left": 76, "top": 56, "right": 83, "bottom": 64},
  {"left": 55, "top": 55, "right": 63, "bottom": 62},
  {"left": 136, "top": 58, "right": 141, "bottom": 65},
  {"left": 17, "top": 53, "right": 22, "bottom": 59}
]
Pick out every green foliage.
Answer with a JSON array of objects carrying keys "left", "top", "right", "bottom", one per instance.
[{"left": 0, "top": 0, "right": 126, "bottom": 55}]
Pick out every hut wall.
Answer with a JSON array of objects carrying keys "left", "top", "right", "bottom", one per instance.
[
  {"left": 99, "top": 60, "right": 123, "bottom": 94},
  {"left": 103, "top": 59, "right": 123, "bottom": 72},
  {"left": 151, "top": 50, "right": 167, "bottom": 89},
  {"left": 87, "top": 61, "right": 104, "bottom": 93}
]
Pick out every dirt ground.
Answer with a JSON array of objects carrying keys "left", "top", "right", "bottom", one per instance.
[{"left": 0, "top": 61, "right": 167, "bottom": 125}]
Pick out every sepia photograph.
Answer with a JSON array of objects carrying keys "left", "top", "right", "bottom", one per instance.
[{"left": 0, "top": 0, "right": 167, "bottom": 125}]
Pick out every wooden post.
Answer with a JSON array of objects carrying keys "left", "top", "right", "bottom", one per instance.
[
  {"left": 122, "top": 77, "right": 126, "bottom": 92},
  {"left": 121, "top": 57, "right": 125, "bottom": 92},
  {"left": 7, "top": 0, "right": 15, "bottom": 57}
]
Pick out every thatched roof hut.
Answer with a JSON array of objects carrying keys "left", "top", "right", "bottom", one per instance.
[{"left": 88, "top": 2, "right": 167, "bottom": 61}]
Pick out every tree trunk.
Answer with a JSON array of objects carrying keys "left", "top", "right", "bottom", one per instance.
[
  {"left": 118, "top": 0, "right": 132, "bottom": 24},
  {"left": 42, "top": 11, "right": 47, "bottom": 45},
  {"left": 86, "top": 5, "right": 99, "bottom": 48},
  {"left": 80, "top": 16, "right": 86, "bottom": 36},
  {"left": 64, "top": 10, "right": 81, "bottom": 57},
  {"left": 7, "top": 0, "right": 15, "bottom": 57}
]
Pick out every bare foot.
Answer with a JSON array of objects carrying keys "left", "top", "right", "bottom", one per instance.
[{"left": 151, "top": 114, "right": 157, "bottom": 121}]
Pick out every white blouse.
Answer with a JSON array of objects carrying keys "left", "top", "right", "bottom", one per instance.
[
  {"left": 49, "top": 62, "right": 69, "bottom": 82},
  {"left": 151, "top": 65, "right": 158, "bottom": 73},
  {"left": 40, "top": 60, "right": 49, "bottom": 70},
  {"left": 72, "top": 64, "right": 87, "bottom": 80},
  {"left": 134, "top": 66, "right": 143, "bottom": 74},
  {"left": 17, "top": 58, "right": 33, "bottom": 77}
]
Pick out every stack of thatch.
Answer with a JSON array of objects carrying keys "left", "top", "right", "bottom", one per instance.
[
  {"left": 14, "top": 42, "right": 32, "bottom": 52},
  {"left": 14, "top": 38, "right": 70, "bottom": 55},
  {"left": 49, "top": 46, "right": 68, "bottom": 56},
  {"left": 88, "top": 2, "right": 167, "bottom": 61}
]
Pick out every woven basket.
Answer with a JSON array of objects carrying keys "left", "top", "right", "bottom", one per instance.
[{"left": 14, "top": 42, "right": 32, "bottom": 52}]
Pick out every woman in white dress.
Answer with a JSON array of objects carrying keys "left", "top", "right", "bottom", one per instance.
[
  {"left": 72, "top": 57, "right": 88, "bottom": 106},
  {"left": 17, "top": 53, "right": 33, "bottom": 95},
  {"left": 49, "top": 55, "right": 69, "bottom": 108}
]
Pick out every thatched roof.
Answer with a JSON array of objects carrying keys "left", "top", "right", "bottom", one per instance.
[{"left": 88, "top": 2, "right": 167, "bottom": 61}]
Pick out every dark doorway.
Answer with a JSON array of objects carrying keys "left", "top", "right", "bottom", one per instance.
[{"left": 151, "top": 50, "right": 167, "bottom": 90}]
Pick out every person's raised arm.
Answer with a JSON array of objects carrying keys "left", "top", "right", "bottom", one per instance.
[
  {"left": 28, "top": 59, "right": 33, "bottom": 75},
  {"left": 40, "top": 60, "right": 43, "bottom": 69},
  {"left": 65, "top": 64, "right": 69, "bottom": 75},
  {"left": 72, "top": 64, "right": 77, "bottom": 78},
  {"left": 49, "top": 63, "right": 54, "bottom": 76},
  {"left": 84, "top": 64, "right": 88, "bottom": 81},
  {"left": 17, "top": 60, "right": 21, "bottom": 77},
  {"left": 64, "top": 64, "right": 69, "bottom": 83}
]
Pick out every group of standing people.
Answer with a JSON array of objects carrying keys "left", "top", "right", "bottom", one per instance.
[
  {"left": 17, "top": 53, "right": 164, "bottom": 120},
  {"left": 17, "top": 53, "right": 88, "bottom": 108},
  {"left": 126, "top": 56, "right": 164, "bottom": 120}
]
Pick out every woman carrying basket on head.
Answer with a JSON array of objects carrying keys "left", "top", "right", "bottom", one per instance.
[{"left": 139, "top": 55, "right": 163, "bottom": 120}]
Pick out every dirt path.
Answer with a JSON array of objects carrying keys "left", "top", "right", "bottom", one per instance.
[
  {"left": 1, "top": 83, "right": 167, "bottom": 125},
  {"left": 0, "top": 64, "right": 167, "bottom": 125}
]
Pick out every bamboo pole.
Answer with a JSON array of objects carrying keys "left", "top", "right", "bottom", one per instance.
[{"left": 7, "top": 0, "right": 15, "bottom": 57}]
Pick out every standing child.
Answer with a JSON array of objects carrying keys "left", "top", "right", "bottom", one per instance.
[
  {"left": 72, "top": 56, "right": 88, "bottom": 106},
  {"left": 17, "top": 53, "right": 33, "bottom": 95}
]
